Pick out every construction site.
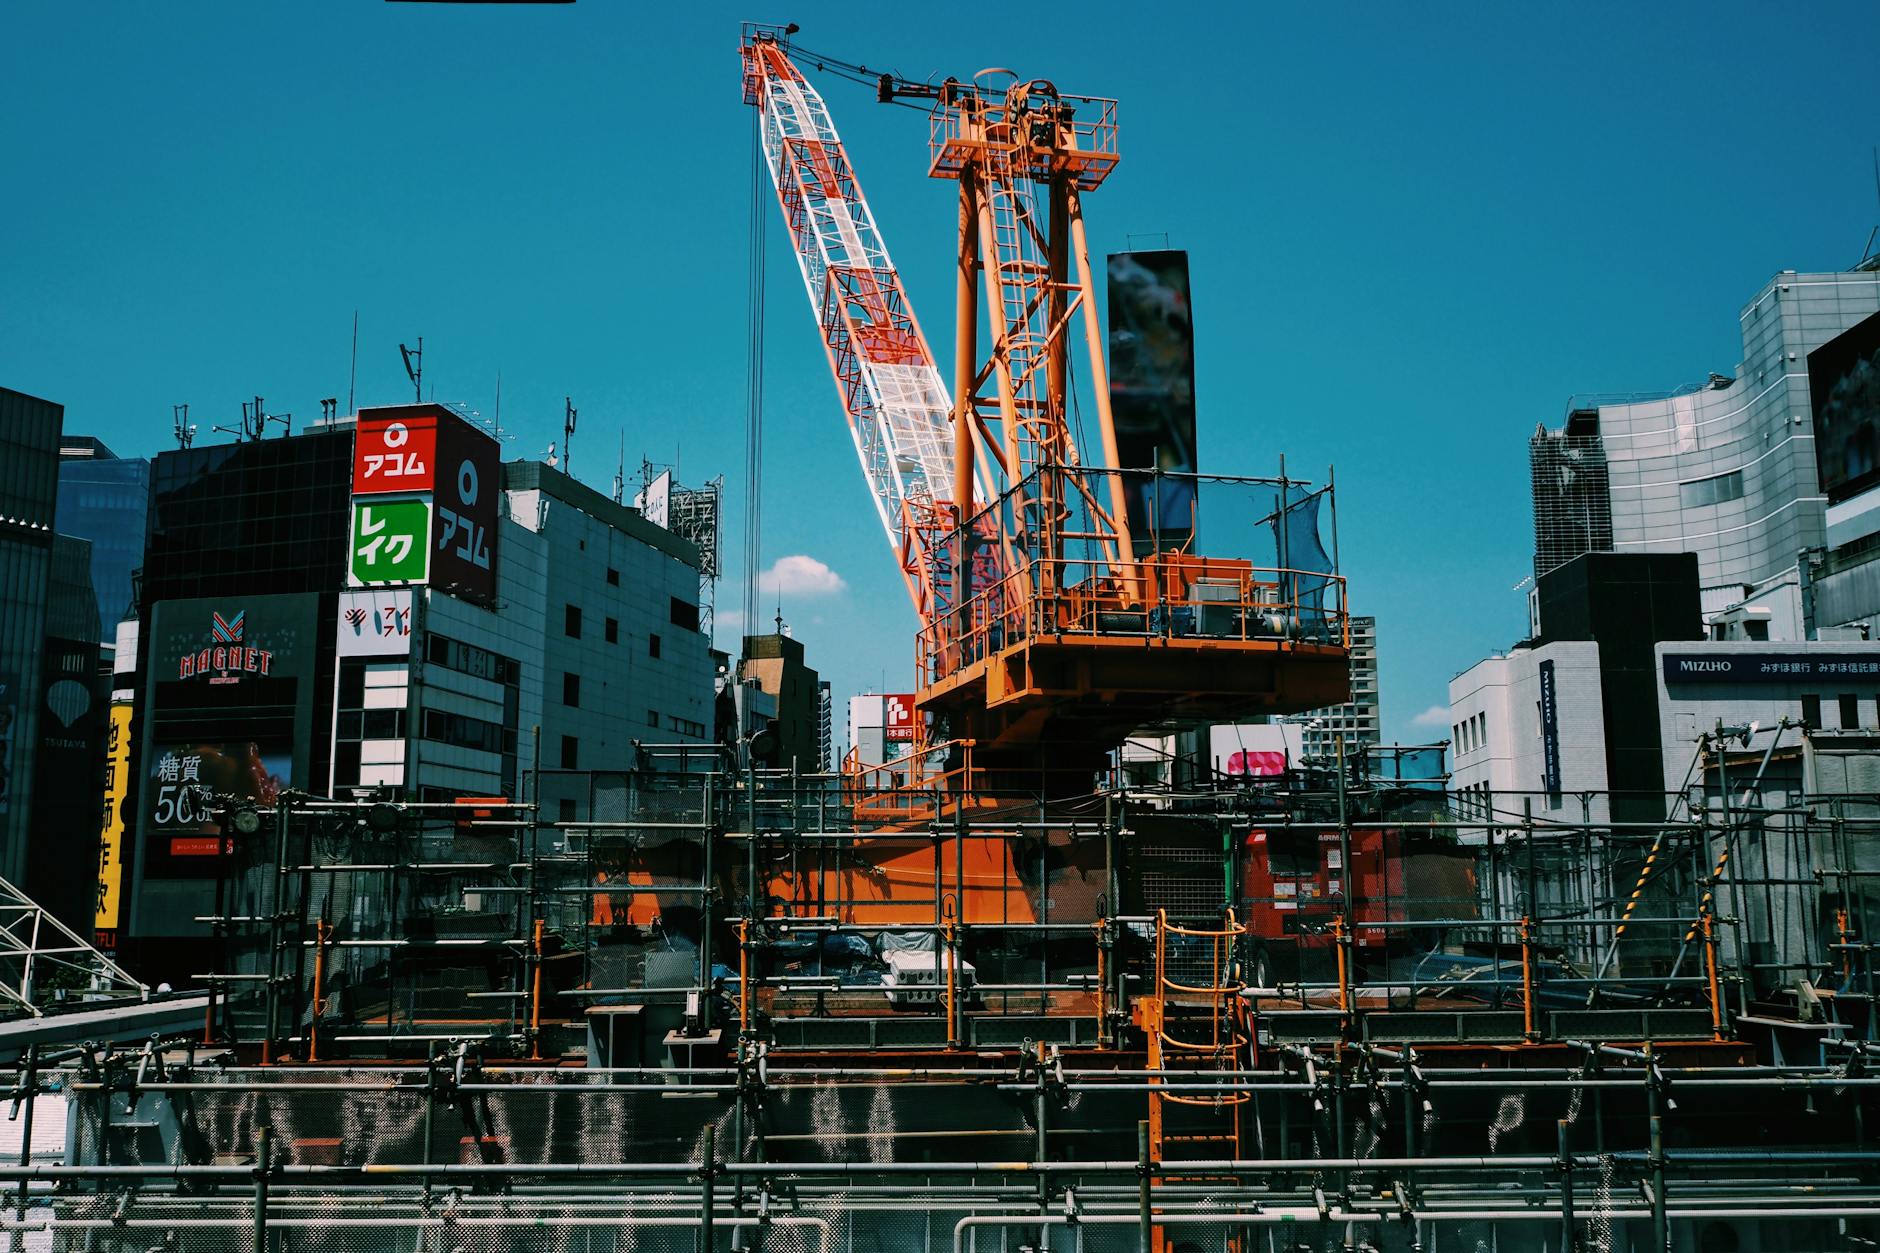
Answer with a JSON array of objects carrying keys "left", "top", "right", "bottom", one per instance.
[{"left": 8, "top": 20, "right": 1880, "bottom": 1253}]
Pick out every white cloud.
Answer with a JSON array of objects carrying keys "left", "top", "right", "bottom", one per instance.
[
  {"left": 758, "top": 554, "right": 847, "bottom": 598},
  {"left": 1410, "top": 703, "right": 1451, "bottom": 728}
]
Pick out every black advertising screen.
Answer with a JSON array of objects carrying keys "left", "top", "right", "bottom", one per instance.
[
  {"left": 431, "top": 411, "right": 501, "bottom": 607},
  {"left": 1107, "top": 249, "right": 1198, "bottom": 553},
  {"left": 1809, "top": 308, "right": 1880, "bottom": 504}
]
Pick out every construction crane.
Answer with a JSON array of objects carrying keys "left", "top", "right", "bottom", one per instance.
[{"left": 741, "top": 25, "right": 1351, "bottom": 804}]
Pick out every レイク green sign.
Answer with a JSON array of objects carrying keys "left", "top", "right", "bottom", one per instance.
[{"left": 350, "top": 498, "right": 431, "bottom": 585}]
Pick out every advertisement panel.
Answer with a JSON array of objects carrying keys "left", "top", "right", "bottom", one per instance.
[
  {"left": 146, "top": 741, "right": 288, "bottom": 858},
  {"left": 1663, "top": 652, "right": 1880, "bottom": 683},
  {"left": 431, "top": 412, "right": 501, "bottom": 606},
  {"left": 93, "top": 702, "right": 133, "bottom": 949},
  {"left": 883, "top": 693, "right": 916, "bottom": 742},
  {"left": 353, "top": 407, "right": 439, "bottom": 495},
  {"left": 1107, "top": 249, "right": 1198, "bottom": 553},
  {"left": 1809, "top": 309, "right": 1880, "bottom": 505},
  {"left": 1539, "top": 658, "right": 1562, "bottom": 797},
  {"left": 141, "top": 593, "right": 318, "bottom": 885},
  {"left": 338, "top": 587, "right": 414, "bottom": 657},
  {"left": 349, "top": 498, "right": 432, "bottom": 586}
]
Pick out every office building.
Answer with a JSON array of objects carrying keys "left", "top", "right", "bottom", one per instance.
[
  {"left": 121, "top": 406, "right": 716, "bottom": 979},
  {"left": 1527, "top": 269, "right": 1880, "bottom": 620},
  {"left": 0, "top": 388, "right": 65, "bottom": 885},
  {"left": 1298, "top": 615, "right": 1378, "bottom": 761},
  {"left": 56, "top": 437, "right": 149, "bottom": 640},
  {"left": 27, "top": 536, "right": 103, "bottom": 932}
]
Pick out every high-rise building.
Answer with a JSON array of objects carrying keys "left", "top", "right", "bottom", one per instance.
[
  {"left": 1298, "top": 615, "right": 1378, "bottom": 762},
  {"left": 29, "top": 535, "right": 103, "bottom": 931},
  {"left": 56, "top": 437, "right": 150, "bottom": 640},
  {"left": 1527, "top": 269, "right": 1880, "bottom": 618},
  {"left": 0, "top": 388, "right": 65, "bottom": 885}
]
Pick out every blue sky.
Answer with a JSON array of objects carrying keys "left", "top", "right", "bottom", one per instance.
[{"left": 4, "top": 2, "right": 1875, "bottom": 741}]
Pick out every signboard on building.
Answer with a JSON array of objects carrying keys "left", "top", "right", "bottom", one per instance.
[
  {"left": 1662, "top": 652, "right": 1880, "bottom": 682},
  {"left": 883, "top": 693, "right": 916, "bottom": 742},
  {"left": 430, "top": 414, "right": 500, "bottom": 606},
  {"left": 1538, "top": 658, "right": 1563, "bottom": 797},
  {"left": 353, "top": 409, "right": 438, "bottom": 495},
  {"left": 1809, "top": 309, "right": 1880, "bottom": 506},
  {"left": 338, "top": 588, "right": 414, "bottom": 657},
  {"left": 93, "top": 701, "right": 132, "bottom": 950},
  {"left": 146, "top": 741, "right": 288, "bottom": 858},
  {"left": 349, "top": 498, "right": 432, "bottom": 586},
  {"left": 348, "top": 404, "right": 498, "bottom": 607},
  {"left": 1108, "top": 249, "right": 1198, "bottom": 553}
]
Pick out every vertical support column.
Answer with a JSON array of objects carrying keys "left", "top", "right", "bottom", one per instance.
[
  {"left": 700, "top": 1121, "right": 717, "bottom": 1253},
  {"left": 530, "top": 917, "right": 545, "bottom": 1060},
  {"left": 253, "top": 1124, "right": 271, "bottom": 1253},
  {"left": 953, "top": 168, "right": 982, "bottom": 631},
  {"left": 1137, "top": 1119, "right": 1153, "bottom": 1253},
  {"left": 700, "top": 775, "right": 716, "bottom": 1034},
  {"left": 1558, "top": 1118, "right": 1575, "bottom": 1253},
  {"left": 1065, "top": 187, "right": 1137, "bottom": 584},
  {"left": 1649, "top": 1113, "right": 1667, "bottom": 1253}
]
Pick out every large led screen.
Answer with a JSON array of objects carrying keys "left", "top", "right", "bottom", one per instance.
[{"left": 1810, "top": 309, "right": 1880, "bottom": 505}]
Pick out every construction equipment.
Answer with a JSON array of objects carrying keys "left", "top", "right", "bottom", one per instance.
[{"left": 740, "top": 26, "right": 1351, "bottom": 804}]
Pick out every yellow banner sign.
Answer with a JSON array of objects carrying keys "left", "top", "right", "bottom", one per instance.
[{"left": 93, "top": 702, "right": 133, "bottom": 948}]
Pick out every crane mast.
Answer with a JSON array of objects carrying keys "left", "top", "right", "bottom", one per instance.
[{"left": 743, "top": 27, "right": 1352, "bottom": 806}]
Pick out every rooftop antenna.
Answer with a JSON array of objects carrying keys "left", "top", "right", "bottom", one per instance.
[
  {"left": 321, "top": 398, "right": 339, "bottom": 422},
  {"left": 399, "top": 337, "right": 423, "bottom": 403},
  {"left": 493, "top": 369, "right": 502, "bottom": 438},
  {"left": 562, "top": 396, "right": 578, "bottom": 477},
  {"left": 214, "top": 396, "right": 287, "bottom": 442},
  {"left": 347, "top": 310, "right": 359, "bottom": 416},
  {"left": 172, "top": 404, "right": 196, "bottom": 450},
  {"left": 1861, "top": 146, "right": 1880, "bottom": 272},
  {"left": 612, "top": 431, "right": 626, "bottom": 504}
]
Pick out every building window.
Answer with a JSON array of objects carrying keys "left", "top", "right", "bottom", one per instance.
[
  {"left": 606, "top": 567, "right": 620, "bottom": 586},
  {"left": 563, "top": 672, "right": 581, "bottom": 707},
  {"left": 1840, "top": 694, "right": 1861, "bottom": 730},
  {"left": 649, "top": 633, "right": 661, "bottom": 659},
  {"left": 558, "top": 798, "right": 576, "bottom": 822},
  {"left": 605, "top": 617, "right": 619, "bottom": 644},
  {"left": 565, "top": 605, "right": 582, "bottom": 638},
  {"left": 648, "top": 709, "right": 660, "bottom": 727},
  {"left": 1802, "top": 695, "right": 1822, "bottom": 731},
  {"left": 1679, "top": 469, "right": 1745, "bottom": 509},
  {"left": 561, "top": 736, "right": 578, "bottom": 770},
  {"left": 670, "top": 597, "right": 700, "bottom": 631},
  {"left": 1744, "top": 619, "right": 1769, "bottom": 641}
]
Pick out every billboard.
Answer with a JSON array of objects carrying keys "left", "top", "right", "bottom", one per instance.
[
  {"left": 1107, "top": 250, "right": 1198, "bottom": 553},
  {"left": 1809, "top": 309, "right": 1880, "bottom": 505},
  {"left": 93, "top": 702, "right": 133, "bottom": 949},
  {"left": 348, "top": 404, "right": 499, "bottom": 606},
  {"left": 146, "top": 741, "right": 288, "bottom": 858},
  {"left": 338, "top": 587, "right": 414, "bottom": 657},
  {"left": 883, "top": 693, "right": 916, "bottom": 742},
  {"left": 350, "top": 498, "right": 432, "bottom": 586},
  {"left": 430, "top": 411, "right": 500, "bottom": 606},
  {"left": 353, "top": 407, "right": 439, "bottom": 495},
  {"left": 142, "top": 593, "right": 318, "bottom": 883}
]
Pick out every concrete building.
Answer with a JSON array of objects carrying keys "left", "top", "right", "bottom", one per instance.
[
  {"left": 1298, "top": 615, "right": 1378, "bottom": 761},
  {"left": 55, "top": 437, "right": 149, "bottom": 643},
  {"left": 1527, "top": 269, "right": 1880, "bottom": 623},
  {"left": 1448, "top": 553, "right": 1703, "bottom": 827},
  {"left": 738, "top": 632, "right": 821, "bottom": 770}
]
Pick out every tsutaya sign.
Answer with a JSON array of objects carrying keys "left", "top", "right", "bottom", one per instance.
[
  {"left": 1662, "top": 652, "right": 1880, "bottom": 683},
  {"left": 348, "top": 405, "right": 500, "bottom": 605}
]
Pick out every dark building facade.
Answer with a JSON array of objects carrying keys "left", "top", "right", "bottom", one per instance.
[
  {"left": 0, "top": 388, "right": 64, "bottom": 885},
  {"left": 56, "top": 437, "right": 150, "bottom": 640},
  {"left": 1536, "top": 551, "right": 1705, "bottom": 821},
  {"left": 126, "top": 428, "right": 353, "bottom": 975},
  {"left": 739, "top": 632, "right": 822, "bottom": 770},
  {"left": 29, "top": 536, "right": 103, "bottom": 932}
]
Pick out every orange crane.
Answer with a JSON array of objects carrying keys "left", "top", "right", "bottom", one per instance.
[{"left": 741, "top": 26, "right": 1350, "bottom": 805}]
